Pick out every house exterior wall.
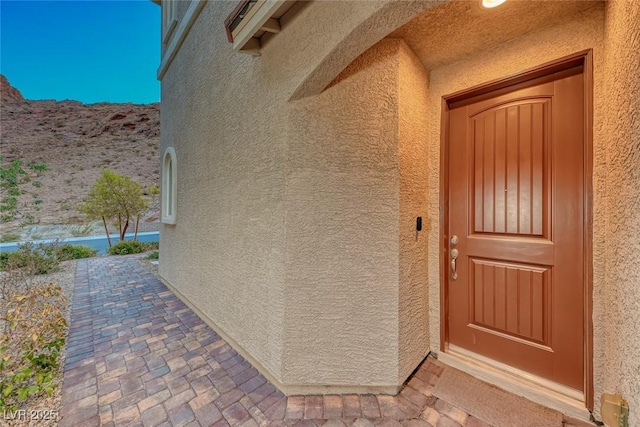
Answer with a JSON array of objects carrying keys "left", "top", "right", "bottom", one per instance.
[
  {"left": 397, "top": 43, "right": 430, "bottom": 383},
  {"left": 601, "top": 0, "right": 640, "bottom": 423},
  {"left": 283, "top": 39, "right": 402, "bottom": 392},
  {"left": 426, "top": 1, "right": 604, "bottom": 361},
  {"left": 281, "top": 38, "right": 431, "bottom": 392},
  {"left": 159, "top": 1, "right": 433, "bottom": 391},
  {"left": 159, "top": 0, "right": 290, "bottom": 380},
  {"left": 421, "top": 3, "right": 640, "bottom": 421},
  {"left": 425, "top": 4, "right": 607, "bottom": 414},
  {"left": 159, "top": 0, "right": 639, "bottom": 417},
  {"left": 175, "top": 0, "right": 190, "bottom": 22}
]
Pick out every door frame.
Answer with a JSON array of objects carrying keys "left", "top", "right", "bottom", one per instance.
[{"left": 439, "top": 50, "right": 594, "bottom": 409}]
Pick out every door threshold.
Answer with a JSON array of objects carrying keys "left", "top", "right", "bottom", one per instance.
[{"left": 439, "top": 345, "right": 590, "bottom": 421}]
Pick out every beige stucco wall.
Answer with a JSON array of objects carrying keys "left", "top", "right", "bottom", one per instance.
[
  {"left": 159, "top": 0, "right": 290, "bottom": 380},
  {"left": 284, "top": 39, "right": 401, "bottom": 391},
  {"left": 421, "top": 2, "right": 640, "bottom": 420},
  {"left": 397, "top": 43, "right": 430, "bottom": 383},
  {"left": 281, "top": 38, "right": 431, "bottom": 392},
  {"left": 160, "top": 0, "right": 639, "bottom": 416},
  {"left": 425, "top": 2, "right": 605, "bottom": 354},
  {"left": 601, "top": 1, "right": 640, "bottom": 424},
  {"left": 425, "top": 2, "right": 607, "bottom": 410},
  {"left": 160, "top": 0, "right": 434, "bottom": 391}
]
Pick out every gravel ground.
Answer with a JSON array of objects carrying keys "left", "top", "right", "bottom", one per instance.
[{"left": 0, "top": 260, "right": 77, "bottom": 427}]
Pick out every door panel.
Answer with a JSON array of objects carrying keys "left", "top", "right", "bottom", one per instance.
[
  {"left": 447, "top": 67, "right": 584, "bottom": 391},
  {"left": 472, "top": 100, "right": 548, "bottom": 236},
  {"left": 469, "top": 259, "right": 549, "bottom": 345}
]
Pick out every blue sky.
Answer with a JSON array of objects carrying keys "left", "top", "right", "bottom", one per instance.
[{"left": 1, "top": 1, "right": 161, "bottom": 104}]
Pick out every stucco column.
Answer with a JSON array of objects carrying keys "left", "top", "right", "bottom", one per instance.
[{"left": 601, "top": 0, "right": 640, "bottom": 423}]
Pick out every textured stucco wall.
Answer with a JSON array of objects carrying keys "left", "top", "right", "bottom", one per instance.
[
  {"left": 159, "top": 0, "right": 290, "bottom": 380},
  {"left": 284, "top": 39, "right": 401, "bottom": 391},
  {"left": 289, "top": 1, "right": 442, "bottom": 100},
  {"left": 601, "top": 0, "right": 640, "bottom": 424},
  {"left": 425, "top": 2, "right": 606, "bottom": 359},
  {"left": 282, "top": 38, "right": 430, "bottom": 391},
  {"left": 422, "top": 3, "right": 637, "bottom": 416},
  {"left": 159, "top": 0, "right": 639, "bottom": 409},
  {"left": 397, "top": 42, "right": 430, "bottom": 383},
  {"left": 159, "top": 0, "right": 436, "bottom": 391}
]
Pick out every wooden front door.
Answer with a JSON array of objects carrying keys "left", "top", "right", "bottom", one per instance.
[{"left": 446, "top": 65, "right": 585, "bottom": 392}]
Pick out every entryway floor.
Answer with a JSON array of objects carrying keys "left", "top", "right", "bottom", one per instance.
[{"left": 59, "top": 256, "right": 594, "bottom": 427}]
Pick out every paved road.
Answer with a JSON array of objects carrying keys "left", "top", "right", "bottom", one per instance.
[{"left": 0, "top": 231, "right": 159, "bottom": 255}]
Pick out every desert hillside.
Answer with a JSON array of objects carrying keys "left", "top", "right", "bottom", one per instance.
[{"left": 0, "top": 74, "right": 160, "bottom": 238}]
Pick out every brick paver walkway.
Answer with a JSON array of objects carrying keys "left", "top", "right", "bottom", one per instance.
[{"left": 58, "top": 256, "right": 574, "bottom": 426}]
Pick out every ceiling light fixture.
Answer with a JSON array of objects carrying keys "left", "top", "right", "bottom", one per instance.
[{"left": 481, "top": 0, "right": 507, "bottom": 9}]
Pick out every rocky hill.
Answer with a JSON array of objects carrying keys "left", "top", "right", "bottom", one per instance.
[
  {"left": 0, "top": 74, "right": 160, "bottom": 238},
  {"left": 1, "top": 75, "right": 26, "bottom": 104}
]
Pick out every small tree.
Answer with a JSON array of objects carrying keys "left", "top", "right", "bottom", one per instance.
[{"left": 80, "top": 170, "right": 148, "bottom": 246}]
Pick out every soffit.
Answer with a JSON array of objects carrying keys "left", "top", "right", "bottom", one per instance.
[
  {"left": 388, "top": 0, "right": 604, "bottom": 71},
  {"left": 226, "top": 0, "right": 297, "bottom": 55}
]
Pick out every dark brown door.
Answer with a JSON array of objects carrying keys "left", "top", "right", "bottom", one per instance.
[{"left": 447, "top": 66, "right": 585, "bottom": 391}]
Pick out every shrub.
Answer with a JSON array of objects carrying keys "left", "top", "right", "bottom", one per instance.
[
  {"left": 0, "top": 243, "right": 96, "bottom": 272},
  {"left": 0, "top": 242, "right": 60, "bottom": 275},
  {"left": 55, "top": 244, "right": 97, "bottom": 261},
  {"left": 0, "top": 252, "right": 9, "bottom": 266},
  {"left": 107, "top": 240, "right": 148, "bottom": 255},
  {"left": 0, "top": 157, "right": 48, "bottom": 223},
  {"left": 144, "top": 241, "right": 159, "bottom": 251},
  {"left": 145, "top": 251, "right": 159, "bottom": 260},
  {"left": 0, "top": 232, "right": 20, "bottom": 243}
]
